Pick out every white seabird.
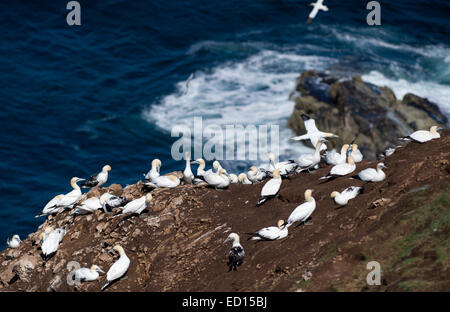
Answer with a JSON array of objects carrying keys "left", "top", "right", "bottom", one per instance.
[
  {"left": 6, "top": 235, "right": 21, "bottom": 249},
  {"left": 324, "top": 144, "right": 349, "bottom": 166},
  {"left": 191, "top": 158, "right": 207, "bottom": 177},
  {"left": 35, "top": 194, "right": 64, "bottom": 218},
  {"left": 238, "top": 173, "right": 253, "bottom": 185},
  {"left": 41, "top": 227, "right": 66, "bottom": 261},
  {"left": 72, "top": 196, "right": 102, "bottom": 215},
  {"left": 285, "top": 189, "right": 316, "bottom": 227},
  {"left": 354, "top": 163, "right": 387, "bottom": 182},
  {"left": 320, "top": 156, "right": 356, "bottom": 181},
  {"left": 101, "top": 245, "right": 130, "bottom": 291},
  {"left": 224, "top": 233, "right": 245, "bottom": 271},
  {"left": 297, "top": 139, "right": 327, "bottom": 170},
  {"left": 117, "top": 193, "right": 152, "bottom": 215},
  {"left": 268, "top": 153, "right": 297, "bottom": 177},
  {"left": 182, "top": 152, "right": 194, "bottom": 184},
  {"left": 246, "top": 220, "right": 288, "bottom": 241},
  {"left": 81, "top": 165, "right": 111, "bottom": 188},
  {"left": 257, "top": 169, "right": 282, "bottom": 206},
  {"left": 349, "top": 144, "right": 363, "bottom": 163},
  {"left": 331, "top": 186, "right": 363, "bottom": 206},
  {"left": 74, "top": 265, "right": 105, "bottom": 283},
  {"left": 203, "top": 169, "right": 230, "bottom": 189},
  {"left": 55, "top": 177, "right": 85, "bottom": 211},
  {"left": 400, "top": 126, "right": 442, "bottom": 143},
  {"left": 100, "top": 193, "right": 127, "bottom": 212},
  {"left": 247, "top": 166, "right": 267, "bottom": 183},
  {"left": 146, "top": 174, "right": 181, "bottom": 188},
  {"left": 145, "top": 159, "right": 161, "bottom": 182},
  {"left": 213, "top": 160, "right": 228, "bottom": 174},
  {"left": 228, "top": 174, "right": 239, "bottom": 184},
  {"left": 291, "top": 114, "right": 338, "bottom": 151},
  {"left": 307, "top": 0, "right": 328, "bottom": 25}
]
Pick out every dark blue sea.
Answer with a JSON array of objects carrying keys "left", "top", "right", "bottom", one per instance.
[{"left": 0, "top": 0, "right": 449, "bottom": 249}]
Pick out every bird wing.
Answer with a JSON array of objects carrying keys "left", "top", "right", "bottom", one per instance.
[
  {"left": 291, "top": 134, "right": 310, "bottom": 141},
  {"left": 261, "top": 178, "right": 281, "bottom": 197},
  {"left": 257, "top": 227, "right": 281, "bottom": 240},
  {"left": 358, "top": 168, "right": 376, "bottom": 181},
  {"left": 309, "top": 5, "right": 320, "bottom": 18},
  {"left": 107, "top": 256, "right": 130, "bottom": 281},
  {"left": 304, "top": 118, "right": 319, "bottom": 133},
  {"left": 122, "top": 196, "right": 145, "bottom": 214}
]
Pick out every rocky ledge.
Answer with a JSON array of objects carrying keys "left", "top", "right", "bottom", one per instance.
[
  {"left": 0, "top": 132, "right": 449, "bottom": 292},
  {"left": 288, "top": 71, "right": 448, "bottom": 159}
]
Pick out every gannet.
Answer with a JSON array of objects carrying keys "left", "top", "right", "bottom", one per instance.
[
  {"left": 35, "top": 194, "right": 64, "bottom": 218},
  {"left": 401, "top": 126, "right": 442, "bottom": 143},
  {"left": 247, "top": 166, "right": 267, "bottom": 183},
  {"left": 146, "top": 174, "right": 181, "bottom": 188},
  {"left": 145, "top": 159, "right": 161, "bottom": 182},
  {"left": 331, "top": 186, "right": 363, "bottom": 206},
  {"left": 284, "top": 189, "right": 316, "bottom": 227},
  {"left": 238, "top": 173, "right": 253, "bottom": 184},
  {"left": 6, "top": 235, "right": 21, "bottom": 249},
  {"left": 213, "top": 160, "right": 228, "bottom": 174},
  {"left": 101, "top": 245, "right": 130, "bottom": 291},
  {"left": 99, "top": 193, "right": 127, "bottom": 212},
  {"left": 354, "top": 163, "right": 387, "bottom": 182},
  {"left": 228, "top": 174, "right": 239, "bottom": 183},
  {"left": 324, "top": 144, "right": 349, "bottom": 166},
  {"left": 41, "top": 227, "right": 66, "bottom": 261},
  {"left": 291, "top": 114, "right": 338, "bottom": 151},
  {"left": 257, "top": 169, "right": 282, "bottom": 206},
  {"left": 184, "top": 72, "right": 195, "bottom": 94},
  {"left": 118, "top": 194, "right": 152, "bottom": 215},
  {"left": 81, "top": 165, "right": 111, "bottom": 188},
  {"left": 183, "top": 152, "right": 194, "bottom": 184},
  {"left": 72, "top": 196, "right": 102, "bottom": 215},
  {"left": 191, "top": 158, "right": 207, "bottom": 178},
  {"left": 307, "top": 0, "right": 328, "bottom": 25},
  {"left": 297, "top": 139, "right": 327, "bottom": 170},
  {"left": 268, "top": 153, "right": 297, "bottom": 177},
  {"left": 224, "top": 233, "right": 245, "bottom": 271},
  {"left": 349, "top": 144, "right": 363, "bottom": 163},
  {"left": 379, "top": 147, "right": 396, "bottom": 159},
  {"left": 55, "top": 177, "right": 85, "bottom": 210},
  {"left": 203, "top": 169, "right": 230, "bottom": 189},
  {"left": 246, "top": 220, "right": 288, "bottom": 241},
  {"left": 320, "top": 156, "right": 356, "bottom": 181},
  {"left": 74, "top": 265, "right": 105, "bottom": 283}
]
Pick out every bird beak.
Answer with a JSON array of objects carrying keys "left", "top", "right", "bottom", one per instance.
[
  {"left": 98, "top": 268, "right": 105, "bottom": 274},
  {"left": 437, "top": 127, "right": 443, "bottom": 131},
  {"left": 381, "top": 164, "right": 387, "bottom": 169},
  {"left": 77, "top": 178, "right": 85, "bottom": 182},
  {"left": 223, "top": 238, "right": 230, "bottom": 243}
]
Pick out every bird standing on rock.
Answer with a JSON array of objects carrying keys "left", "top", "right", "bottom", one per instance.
[
  {"left": 35, "top": 194, "right": 64, "bottom": 218},
  {"left": 183, "top": 152, "right": 194, "bottom": 184},
  {"left": 224, "top": 233, "right": 245, "bottom": 272},
  {"left": 320, "top": 156, "right": 356, "bottom": 181},
  {"left": 6, "top": 235, "right": 21, "bottom": 249},
  {"left": 81, "top": 165, "right": 111, "bottom": 188},
  {"left": 55, "top": 177, "right": 85, "bottom": 211},
  {"left": 285, "top": 189, "right": 316, "bottom": 227},
  {"left": 101, "top": 245, "right": 130, "bottom": 291},
  {"left": 257, "top": 169, "right": 282, "bottom": 206},
  {"left": 145, "top": 159, "right": 161, "bottom": 182}
]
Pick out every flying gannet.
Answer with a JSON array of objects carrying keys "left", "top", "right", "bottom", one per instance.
[
  {"left": 101, "top": 245, "right": 130, "bottom": 291},
  {"left": 145, "top": 159, "right": 161, "bottom": 182},
  {"left": 35, "top": 194, "right": 64, "bottom": 218},
  {"left": 353, "top": 163, "right": 387, "bottom": 182},
  {"left": 247, "top": 166, "right": 267, "bottom": 183},
  {"left": 307, "top": 0, "right": 328, "bottom": 25},
  {"left": 238, "top": 173, "right": 253, "bottom": 184},
  {"left": 74, "top": 265, "right": 105, "bottom": 283},
  {"left": 257, "top": 169, "right": 282, "bottom": 206},
  {"left": 81, "top": 165, "right": 111, "bottom": 188},
  {"left": 400, "top": 126, "right": 442, "bottom": 143},
  {"left": 183, "top": 152, "right": 194, "bottom": 184},
  {"left": 284, "top": 189, "right": 316, "bottom": 227},
  {"left": 268, "top": 153, "right": 297, "bottom": 177},
  {"left": 6, "top": 235, "right": 21, "bottom": 249},
  {"left": 349, "top": 144, "right": 363, "bottom": 163},
  {"left": 320, "top": 156, "right": 356, "bottom": 181},
  {"left": 117, "top": 193, "right": 152, "bottom": 215},
  {"left": 100, "top": 193, "right": 128, "bottom": 213},
  {"left": 224, "top": 233, "right": 245, "bottom": 271},
  {"left": 41, "top": 227, "right": 66, "bottom": 261},
  {"left": 55, "top": 177, "right": 85, "bottom": 211},
  {"left": 297, "top": 139, "right": 327, "bottom": 171},
  {"left": 331, "top": 186, "right": 363, "bottom": 206},
  {"left": 324, "top": 144, "right": 349, "bottom": 166},
  {"left": 291, "top": 114, "right": 338, "bottom": 151},
  {"left": 203, "top": 169, "right": 230, "bottom": 189},
  {"left": 246, "top": 220, "right": 288, "bottom": 241}
]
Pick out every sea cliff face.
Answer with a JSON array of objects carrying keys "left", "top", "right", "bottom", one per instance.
[
  {"left": 288, "top": 71, "right": 448, "bottom": 159},
  {"left": 1, "top": 132, "right": 449, "bottom": 292}
]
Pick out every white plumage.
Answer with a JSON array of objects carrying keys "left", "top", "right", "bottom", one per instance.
[
  {"left": 119, "top": 194, "right": 152, "bottom": 215},
  {"left": 402, "top": 126, "right": 441, "bottom": 143},
  {"left": 349, "top": 144, "right": 363, "bottom": 163},
  {"left": 36, "top": 194, "right": 64, "bottom": 218},
  {"left": 291, "top": 114, "right": 337, "bottom": 151},
  {"left": 297, "top": 139, "right": 326, "bottom": 169},
  {"left": 331, "top": 186, "right": 363, "bottom": 206},
  {"left": 203, "top": 169, "right": 230, "bottom": 189},
  {"left": 324, "top": 144, "right": 349, "bottom": 165},
  {"left": 101, "top": 246, "right": 130, "bottom": 291},
  {"left": 145, "top": 159, "right": 161, "bottom": 181},
  {"left": 321, "top": 156, "right": 356, "bottom": 180},
  {"left": 146, "top": 175, "right": 181, "bottom": 188},
  {"left": 356, "top": 163, "right": 387, "bottom": 182},
  {"left": 307, "top": 0, "right": 328, "bottom": 24},
  {"left": 238, "top": 173, "right": 253, "bottom": 184},
  {"left": 6, "top": 235, "right": 21, "bottom": 249},
  {"left": 247, "top": 220, "right": 288, "bottom": 241},
  {"left": 73, "top": 197, "right": 102, "bottom": 214},
  {"left": 285, "top": 189, "right": 316, "bottom": 227},
  {"left": 257, "top": 169, "right": 282, "bottom": 206},
  {"left": 56, "top": 177, "right": 85, "bottom": 210},
  {"left": 81, "top": 165, "right": 111, "bottom": 188},
  {"left": 74, "top": 265, "right": 104, "bottom": 282},
  {"left": 41, "top": 227, "right": 66, "bottom": 260},
  {"left": 182, "top": 152, "right": 194, "bottom": 184},
  {"left": 247, "top": 166, "right": 267, "bottom": 183}
]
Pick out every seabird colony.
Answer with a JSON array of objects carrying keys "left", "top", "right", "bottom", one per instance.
[{"left": 4, "top": 113, "right": 444, "bottom": 288}]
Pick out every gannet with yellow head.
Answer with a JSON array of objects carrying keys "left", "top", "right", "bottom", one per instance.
[
  {"left": 354, "top": 162, "right": 387, "bottom": 182},
  {"left": 401, "top": 126, "right": 442, "bottom": 143},
  {"left": 35, "top": 194, "right": 64, "bottom": 218},
  {"left": 145, "top": 159, "right": 161, "bottom": 181},
  {"left": 224, "top": 233, "right": 245, "bottom": 271},
  {"left": 74, "top": 264, "right": 105, "bottom": 282},
  {"left": 285, "top": 189, "right": 316, "bottom": 227},
  {"left": 331, "top": 186, "right": 363, "bottom": 206},
  {"left": 247, "top": 166, "right": 267, "bottom": 183},
  {"left": 291, "top": 114, "right": 337, "bottom": 151},
  {"left": 246, "top": 220, "right": 288, "bottom": 241},
  {"left": 256, "top": 169, "right": 282, "bottom": 206},
  {"left": 118, "top": 193, "right": 152, "bottom": 215},
  {"left": 101, "top": 245, "right": 130, "bottom": 291},
  {"left": 81, "top": 165, "right": 111, "bottom": 188},
  {"left": 56, "top": 177, "right": 85, "bottom": 210}
]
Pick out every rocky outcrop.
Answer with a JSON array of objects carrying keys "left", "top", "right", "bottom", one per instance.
[
  {"left": 288, "top": 71, "right": 447, "bottom": 159},
  {"left": 0, "top": 132, "right": 449, "bottom": 292}
]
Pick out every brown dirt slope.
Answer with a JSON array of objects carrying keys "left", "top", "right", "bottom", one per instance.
[{"left": 1, "top": 132, "right": 449, "bottom": 292}]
